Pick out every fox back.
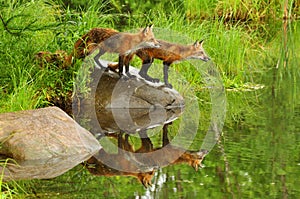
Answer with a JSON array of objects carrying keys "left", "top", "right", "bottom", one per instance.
[
  {"left": 136, "top": 39, "right": 210, "bottom": 64},
  {"left": 100, "top": 25, "right": 158, "bottom": 55},
  {"left": 72, "top": 27, "right": 119, "bottom": 59},
  {"left": 85, "top": 133, "right": 155, "bottom": 187},
  {"left": 86, "top": 154, "right": 155, "bottom": 187},
  {"left": 107, "top": 39, "right": 210, "bottom": 71}
]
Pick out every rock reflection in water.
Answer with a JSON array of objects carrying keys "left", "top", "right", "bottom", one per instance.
[
  {"left": 73, "top": 64, "right": 185, "bottom": 134},
  {"left": 85, "top": 123, "right": 208, "bottom": 187},
  {"left": 0, "top": 153, "right": 93, "bottom": 181},
  {"left": 74, "top": 64, "right": 206, "bottom": 187}
]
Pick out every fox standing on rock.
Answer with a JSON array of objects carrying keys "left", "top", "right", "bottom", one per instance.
[
  {"left": 36, "top": 25, "right": 209, "bottom": 88},
  {"left": 35, "top": 27, "right": 119, "bottom": 68},
  {"left": 108, "top": 39, "right": 210, "bottom": 88},
  {"left": 91, "top": 24, "right": 160, "bottom": 77},
  {"left": 36, "top": 25, "right": 159, "bottom": 78}
]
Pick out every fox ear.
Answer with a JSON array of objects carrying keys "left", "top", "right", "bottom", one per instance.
[
  {"left": 194, "top": 40, "right": 204, "bottom": 48},
  {"left": 199, "top": 39, "right": 204, "bottom": 45},
  {"left": 142, "top": 26, "right": 149, "bottom": 35},
  {"left": 193, "top": 40, "right": 200, "bottom": 48},
  {"left": 143, "top": 24, "right": 154, "bottom": 35},
  {"left": 148, "top": 24, "right": 154, "bottom": 30}
]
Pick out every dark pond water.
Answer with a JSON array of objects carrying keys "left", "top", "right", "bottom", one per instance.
[
  {"left": 25, "top": 21, "right": 300, "bottom": 198},
  {"left": 28, "top": 78, "right": 300, "bottom": 198}
]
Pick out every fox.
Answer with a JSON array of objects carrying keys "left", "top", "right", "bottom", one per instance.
[
  {"left": 86, "top": 124, "right": 208, "bottom": 187},
  {"left": 71, "top": 27, "right": 119, "bottom": 63},
  {"left": 108, "top": 39, "right": 210, "bottom": 88},
  {"left": 34, "top": 27, "right": 119, "bottom": 67},
  {"left": 85, "top": 133, "right": 155, "bottom": 188},
  {"left": 134, "top": 125, "right": 208, "bottom": 171},
  {"left": 35, "top": 25, "right": 159, "bottom": 76},
  {"left": 91, "top": 24, "right": 160, "bottom": 77}
]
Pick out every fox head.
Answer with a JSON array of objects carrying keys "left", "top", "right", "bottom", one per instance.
[
  {"left": 187, "top": 40, "right": 211, "bottom": 62},
  {"left": 182, "top": 149, "right": 208, "bottom": 171},
  {"left": 125, "top": 25, "right": 160, "bottom": 55},
  {"left": 141, "top": 24, "right": 160, "bottom": 48},
  {"left": 137, "top": 170, "right": 155, "bottom": 188}
]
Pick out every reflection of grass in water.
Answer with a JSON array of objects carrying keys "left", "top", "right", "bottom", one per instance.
[
  {"left": 0, "top": 158, "right": 29, "bottom": 198},
  {"left": 0, "top": 159, "right": 11, "bottom": 198}
]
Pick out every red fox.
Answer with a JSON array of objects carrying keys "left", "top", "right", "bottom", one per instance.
[
  {"left": 35, "top": 27, "right": 119, "bottom": 67},
  {"left": 108, "top": 39, "right": 210, "bottom": 88},
  {"left": 85, "top": 133, "right": 155, "bottom": 188},
  {"left": 35, "top": 26, "right": 159, "bottom": 77},
  {"left": 135, "top": 125, "right": 208, "bottom": 171},
  {"left": 91, "top": 25, "right": 160, "bottom": 77},
  {"left": 71, "top": 27, "right": 119, "bottom": 63},
  {"left": 86, "top": 125, "right": 208, "bottom": 187}
]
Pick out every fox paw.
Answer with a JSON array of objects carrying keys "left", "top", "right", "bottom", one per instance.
[
  {"left": 165, "top": 83, "right": 173, "bottom": 89},
  {"left": 139, "top": 74, "right": 160, "bottom": 83},
  {"left": 120, "top": 75, "right": 129, "bottom": 81},
  {"left": 150, "top": 78, "right": 160, "bottom": 83},
  {"left": 126, "top": 72, "right": 136, "bottom": 79}
]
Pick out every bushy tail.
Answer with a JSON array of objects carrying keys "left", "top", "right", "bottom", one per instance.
[
  {"left": 35, "top": 50, "right": 72, "bottom": 68},
  {"left": 70, "top": 27, "right": 120, "bottom": 60},
  {"left": 35, "top": 27, "right": 120, "bottom": 68}
]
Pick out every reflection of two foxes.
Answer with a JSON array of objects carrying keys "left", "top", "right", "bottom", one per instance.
[
  {"left": 85, "top": 124, "right": 208, "bottom": 187},
  {"left": 36, "top": 26, "right": 210, "bottom": 87}
]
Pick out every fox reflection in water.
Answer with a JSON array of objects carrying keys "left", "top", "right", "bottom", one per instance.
[{"left": 84, "top": 123, "right": 208, "bottom": 187}]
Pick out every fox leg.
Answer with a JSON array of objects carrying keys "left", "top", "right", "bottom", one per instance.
[
  {"left": 162, "top": 123, "right": 171, "bottom": 146},
  {"left": 107, "top": 54, "right": 133, "bottom": 73},
  {"left": 139, "top": 58, "right": 159, "bottom": 83},
  {"left": 118, "top": 55, "right": 130, "bottom": 80},
  {"left": 118, "top": 55, "right": 125, "bottom": 77},
  {"left": 163, "top": 62, "right": 172, "bottom": 88},
  {"left": 138, "top": 130, "right": 153, "bottom": 152},
  {"left": 117, "top": 131, "right": 133, "bottom": 152},
  {"left": 94, "top": 48, "right": 106, "bottom": 69},
  {"left": 122, "top": 53, "right": 135, "bottom": 78},
  {"left": 125, "top": 62, "right": 136, "bottom": 78},
  {"left": 117, "top": 132, "right": 123, "bottom": 148}
]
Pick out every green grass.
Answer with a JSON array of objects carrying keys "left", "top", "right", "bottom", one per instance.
[
  {"left": 0, "top": 0, "right": 299, "bottom": 197},
  {"left": 0, "top": 159, "right": 29, "bottom": 198}
]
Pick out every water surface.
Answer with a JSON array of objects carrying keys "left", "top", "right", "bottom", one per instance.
[{"left": 28, "top": 21, "right": 300, "bottom": 199}]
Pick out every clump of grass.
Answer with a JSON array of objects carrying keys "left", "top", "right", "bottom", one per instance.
[
  {"left": 0, "top": 0, "right": 118, "bottom": 113},
  {"left": 0, "top": 158, "right": 29, "bottom": 198},
  {"left": 184, "top": 0, "right": 299, "bottom": 21},
  {"left": 0, "top": 0, "right": 60, "bottom": 112},
  {"left": 1, "top": 67, "right": 46, "bottom": 113}
]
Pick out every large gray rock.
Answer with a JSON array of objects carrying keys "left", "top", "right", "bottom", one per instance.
[
  {"left": 0, "top": 106, "right": 101, "bottom": 181},
  {"left": 73, "top": 61, "right": 185, "bottom": 134}
]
